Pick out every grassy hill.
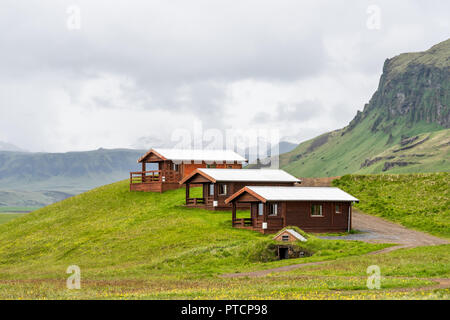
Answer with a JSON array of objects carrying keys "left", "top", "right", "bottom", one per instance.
[
  {"left": 0, "top": 181, "right": 385, "bottom": 280},
  {"left": 333, "top": 172, "right": 450, "bottom": 238},
  {"left": 281, "top": 39, "right": 450, "bottom": 177},
  {"left": 0, "top": 176, "right": 448, "bottom": 299}
]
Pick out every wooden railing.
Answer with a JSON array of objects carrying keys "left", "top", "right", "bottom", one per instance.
[
  {"left": 130, "top": 170, "right": 181, "bottom": 184},
  {"left": 186, "top": 197, "right": 205, "bottom": 205},
  {"left": 232, "top": 218, "right": 253, "bottom": 227}
]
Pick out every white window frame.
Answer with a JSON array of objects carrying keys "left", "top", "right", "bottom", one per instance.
[
  {"left": 258, "top": 203, "right": 264, "bottom": 216},
  {"left": 311, "top": 204, "right": 323, "bottom": 217},
  {"left": 218, "top": 184, "right": 227, "bottom": 196},
  {"left": 269, "top": 203, "right": 278, "bottom": 216},
  {"left": 335, "top": 203, "right": 341, "bottom": 214}
]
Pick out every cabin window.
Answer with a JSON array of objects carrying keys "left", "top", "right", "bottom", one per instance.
[
  {"left": 282, "top": 235, "right": 289, "bottom": 242},
  {"left": 311, "top": 204, "right": 323, "bottom": 217},
  {"left": 209, "top": 184, "right": 214, "bottom": 196},
  {"left": 227, "top": 165, "right": 233, "bottom": 168},
  {"left": 207, "top": 164, "right": 216, "bottom": 168},
  {"left": 218, "top": 184, "right": 227, "bottom": 195},
  {"left": 335, "top": 204, "right": 341, "bottom": 214},
  {"left": 269, "top": 203, "right": 278, "bottom": 216},
  {"left": 258, "top": 203, "right": 264, "bottom": 216},
  {"left": 172, "top": 163, "right": 179, "bottom": 171}
]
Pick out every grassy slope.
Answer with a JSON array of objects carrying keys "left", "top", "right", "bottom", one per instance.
[
  {"left": 0, "top": 179, "right": 448, "bottom": 299},
  {"left": 0, "top": 181, "right": 386, "bottom": 282},
  {"left": 386, "top": 39, "right": 450, "bottom": 78},
  {"left": 281, "top": 114, "right": 445, "bottom": 177},
  {"left": 0, "top": 207, "right": 34, "bottom": 225},
  {"left": 0, "top": 213, "right": 25, "bottom": 225},
  {"left": 333, "top": 173, "right": 450, "bottom": 238},
  {"left": 357, "top": 129, "right": 450, "bottom": 174}
]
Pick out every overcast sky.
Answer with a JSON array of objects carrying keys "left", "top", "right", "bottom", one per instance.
[{"left": 0, "top": 0, "right": 449, "bottom": 152}]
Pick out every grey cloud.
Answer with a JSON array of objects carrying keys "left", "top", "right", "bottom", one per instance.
[
  {"left": 253, "top": 100, "right": 323, "bottom": 124},
  {"left": 0, "top": 0, "right": 449, "bottom": 152}
]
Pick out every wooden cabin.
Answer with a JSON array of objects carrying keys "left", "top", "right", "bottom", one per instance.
[
  {"left": 225, "top": 186, "right": 359, "bottom": 234},
  {"left": 179, "top": 169, "right": 300, "bottom": 210},
  {"left": 130, "top": 148, "right": 246, "bottom": 192}
]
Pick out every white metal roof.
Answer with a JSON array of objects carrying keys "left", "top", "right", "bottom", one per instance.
[
  {"left": 153, "top": 148, "right": 246, "bottom": 162},
  {"left": 247, "top": 186, "right": 359, "bottom": 202},
  {"left": 274, "top": 229, "right": 307, "bottom": 242},
  {"left": 198, "top": 169, "right": 300, "bottom": 182}
]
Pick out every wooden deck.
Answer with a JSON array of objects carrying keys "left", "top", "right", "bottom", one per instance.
[
  {"left": 186, "top": 197, "right": 205, "bottom": 205},
  {"left": 129, "top": 170, "right": 181, "bottom": 192},
  {"left": 232, "top": 217, "right": 282, "bottom": 234}
]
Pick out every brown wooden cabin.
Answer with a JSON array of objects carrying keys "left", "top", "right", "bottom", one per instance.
[
  {"left": 130, "top": 148, "right": 246, "bottom": 192},
  {"left": 225, "top": 186, "right": 359, "bottom": 234},
  {"left": 179, "top": 168, "right": 300, "bottom": 210}
]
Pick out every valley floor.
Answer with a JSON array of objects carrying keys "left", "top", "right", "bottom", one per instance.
[{"left": 0, "top": 245, "right": 448, "bottom": 300}]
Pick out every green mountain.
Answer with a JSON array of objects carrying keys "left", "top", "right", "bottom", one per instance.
[
  {"left": 0, "top": 148, "right": 145, "bottom": 206},
  {"left": 281, "top": 39, "right": 450, "bottom": 177}
]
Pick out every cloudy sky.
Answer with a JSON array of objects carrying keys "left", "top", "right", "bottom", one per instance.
[{"left": 0, "top": 0, "right": 449, "bottom": 152}]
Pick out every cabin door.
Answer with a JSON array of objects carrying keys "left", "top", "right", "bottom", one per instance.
[{"left": 332, "top": 203, "right": 347, "bottom": 226}]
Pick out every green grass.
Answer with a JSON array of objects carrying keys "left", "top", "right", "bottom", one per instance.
[
  {"left": 0, "top": 207, "right": 39, "bottom": 213},
  {"left": 0, "top": 213, "right": 26, "bottom": 225},
  {"left": 281, "top": 114, "right": 448, "bottom": 178},
  {"left": 0, "top": 182, "right": 387, "bottom": 281},
  {"left": 0, "top": 180, "right": 447, "bottom": 299},
  {"left": 333, "top": 173, "right": 450, "bottom": 238},
  {"left": 386, "top": 38, "right": 450, "bottom": 78},
  {"left": 286, "top": 244, "right": 450, "bottom": 279}
]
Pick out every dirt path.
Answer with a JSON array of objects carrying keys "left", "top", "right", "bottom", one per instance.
[
  {"left": 322, "top": 209, "right": 449, "bottom": 246},
  {"left": 222, "top": 210, "right": 448, "bottom": 278}
]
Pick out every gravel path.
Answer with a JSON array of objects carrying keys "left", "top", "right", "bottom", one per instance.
[{"left": 321, "top": 209, "right": 448, "bottom": 246}]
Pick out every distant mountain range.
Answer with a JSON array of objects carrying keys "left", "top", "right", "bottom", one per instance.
[
  {"left": 0, "top": 141, "right": 26, "bottom": 152},
  {"left": 280, "top": 38, "right": 450, "bottom": 177},
  {"left": 0, "top": 148, "right": 144, "bottom": 206}
]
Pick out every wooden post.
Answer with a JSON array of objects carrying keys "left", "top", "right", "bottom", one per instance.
[
  {"left": 347, "top": 203, "right": 352, "bottom": 232},
  {"left": 202, "top": 183, "right": 205, "bottom": 202},
  {"left": 186, "top": 183, "right": 190, "bottom": 205},
  {"left": 141, "top": 162, "right": 146, "bottom": 182},
  {"left": 232, "top": 202, "right": 236, "bottom": 227},
  {"left": 350, "top": 203, "right": 353, "bottom": 231}
]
